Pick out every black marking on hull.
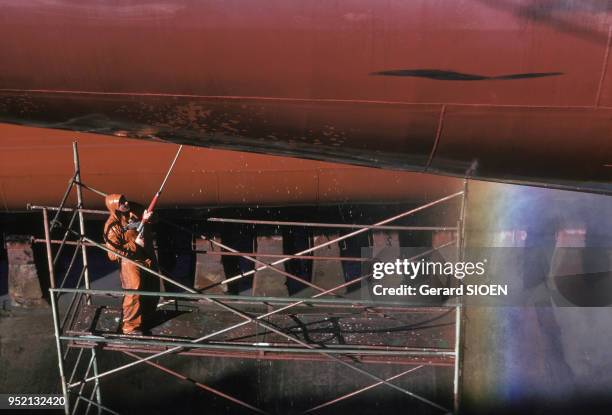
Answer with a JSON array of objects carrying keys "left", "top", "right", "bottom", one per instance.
[{"left": 370, "top": 69, "right": 563, "bottom": 81}]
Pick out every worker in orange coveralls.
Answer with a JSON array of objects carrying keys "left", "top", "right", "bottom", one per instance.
[{"left": 103, "top": 194, "right": 159, "bottom": 335}]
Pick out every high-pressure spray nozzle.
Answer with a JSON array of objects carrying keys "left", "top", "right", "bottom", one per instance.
[{"left": 135, "top": 145, "right": 183, "bottom": 245}]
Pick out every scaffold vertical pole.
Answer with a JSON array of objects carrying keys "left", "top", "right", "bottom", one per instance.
[
  {"left": 453, "top": 178, "right": 469, "bottom": 414},
  {"left": 50, "top": 291, "right": 71, "bottom": 415},
  {"left": 72, "top": 141, "right": 102, "bottom": 414},
  {"left": 43, "top": 208, "right": 56, "bottom": 289},
  {"left": 44, "top": 208, "right": 70, "bottom": 415}
]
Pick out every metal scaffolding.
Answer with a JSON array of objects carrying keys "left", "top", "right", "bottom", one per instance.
[{"left": 36, "top": 142, "right": 468, "bottom": 415}]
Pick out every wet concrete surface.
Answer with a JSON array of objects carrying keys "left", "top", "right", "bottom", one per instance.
[{"left": 0, "top": 306, "right": 63, "bottom": 414}]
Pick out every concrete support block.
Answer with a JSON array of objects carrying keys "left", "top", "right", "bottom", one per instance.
[
  {"left": 6, "top": 235, "right": 45, "bottom": 307},
  {"left": 253, "top": 235, "right": 288, "bottom": 297},
  {"left": 311, "top": 234, "right": 345, "bottom": 295},
  {"left": 372, "top": 230, "right": 400, "bottom": 260},
  {"left": 194, "top": 237, "right": 227, "bottom": 294}
]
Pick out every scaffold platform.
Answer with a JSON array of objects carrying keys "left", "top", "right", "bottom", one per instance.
[{"left": 64, "top": 301, "right": 456, "bottom": 367}]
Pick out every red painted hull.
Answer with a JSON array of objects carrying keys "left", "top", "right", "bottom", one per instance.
[{"left": 0, "top": 1, "right": 610, "bottom": 191}]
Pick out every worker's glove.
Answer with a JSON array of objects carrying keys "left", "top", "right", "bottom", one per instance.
[
  {"left": 142, "top": 209, "right": 153, "bottom": 222},
  {"left": 135, "top": 234, "right": 145, "bottom": 247}
]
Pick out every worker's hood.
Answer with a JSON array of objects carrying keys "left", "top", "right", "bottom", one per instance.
[{"left": 105, "top": 193, "right": 124, "bottom": 222}]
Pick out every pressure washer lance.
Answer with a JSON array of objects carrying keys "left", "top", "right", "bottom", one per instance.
[{"left": 135, "top": 145, "right": 183, "bottom": 247}]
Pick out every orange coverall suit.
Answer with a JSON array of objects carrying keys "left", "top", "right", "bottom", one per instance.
[{"left": 103, "top": 194, "right": 159, "bottom": 334}]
